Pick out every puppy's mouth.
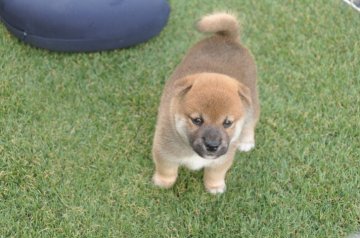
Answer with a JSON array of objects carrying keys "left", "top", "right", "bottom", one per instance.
[
  {"left": 191, "top": 139, "right": 228, "bottom": 159},
  {"left": 188, "top": 125, "right": 230, "bottom": 159}
]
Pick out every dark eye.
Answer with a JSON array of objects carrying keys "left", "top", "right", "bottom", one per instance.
[
  {"left": 223, "top": 119, "right": 233, "bottom": 128},
  {"left": 191, "top": 117, "right": 203, "bottom": 126}
]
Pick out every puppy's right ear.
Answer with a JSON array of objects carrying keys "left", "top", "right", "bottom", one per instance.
[{"left": 173, "top": 76, "right": 196, "bottom": 97}]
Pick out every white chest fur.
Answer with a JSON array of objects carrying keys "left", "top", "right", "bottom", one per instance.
[{"left": 178, "top": 153, "right": 225, "bottom": 171}]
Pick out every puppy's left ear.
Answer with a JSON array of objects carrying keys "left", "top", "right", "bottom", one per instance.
[
  {"left": 173, "top": 76, "right": 196, "bottom": 97},
  {"left": 238, "top": 83, "right": 252, "bottom": 108}
]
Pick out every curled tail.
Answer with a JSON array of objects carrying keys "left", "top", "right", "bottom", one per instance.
[{"left": 196, "top": 12, "right": 240, "bottom": 40}]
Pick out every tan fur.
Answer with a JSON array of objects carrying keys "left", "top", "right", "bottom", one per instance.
[
  {"left": 197, "top": 11, "right": 240, "bottom": 40},
  {"left": 152, "top": 12, "right": 260, "bottom": 194}
]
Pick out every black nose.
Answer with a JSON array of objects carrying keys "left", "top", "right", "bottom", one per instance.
[{"left": 204, "top": 139, "right": 221, "bottom": 152}]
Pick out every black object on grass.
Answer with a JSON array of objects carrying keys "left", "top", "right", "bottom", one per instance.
[
  {"left": 343, "top": 0, "right": 360, "bottom": 12},
  {"left": 0, "top": 0, "right": 170, "bottom": 52}
]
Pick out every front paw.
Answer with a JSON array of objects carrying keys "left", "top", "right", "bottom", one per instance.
[
  {"left": 152, "top": 173, "right": 177, "bottom": 189},
  {"left": 238, "top": 142, "right": 255, "bottom": 152},
  {"left": 205, "top": 181, "right": 226, "bottom": 194}
]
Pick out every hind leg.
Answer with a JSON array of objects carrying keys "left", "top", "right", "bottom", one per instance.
[
  {"left": 238, "top": 106, "right": 259, "bottom": 152},
  {"left": 238, "top": 120, "right": 256, "bottom": 152}
]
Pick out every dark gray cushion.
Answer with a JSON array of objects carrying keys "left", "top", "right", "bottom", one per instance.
[{"left": 0, "top": 0, "right": 170, "bottom": 52}]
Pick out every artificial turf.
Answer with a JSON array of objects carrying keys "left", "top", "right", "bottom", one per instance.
[{"left": 1, "top": 0, "right": 359, "bottom": 237}]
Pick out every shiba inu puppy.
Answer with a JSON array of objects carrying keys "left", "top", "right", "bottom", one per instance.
[{"left": 152, "top": 12, "right": 260, "bottom": 194}]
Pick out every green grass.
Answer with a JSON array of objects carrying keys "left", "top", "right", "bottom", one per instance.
[{"left": 1, "top": 0, "right": 359, "bottom": 237}]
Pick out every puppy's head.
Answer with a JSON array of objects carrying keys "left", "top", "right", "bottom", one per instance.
[{"left": 172, "top": 73, "right": 252, "bottom": 159}]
